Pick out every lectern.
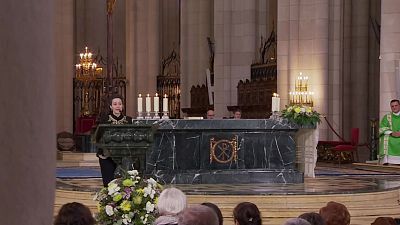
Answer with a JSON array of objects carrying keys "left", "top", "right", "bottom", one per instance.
[{"left": 93, "top": 124, "right": 157, "bottom": 172}]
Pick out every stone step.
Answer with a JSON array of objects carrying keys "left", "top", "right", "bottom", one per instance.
[
  {"left": 57, "top": 151, "right": 97, "bottom": 161},
  {"left": 354, "top": 162, "right": 400, "bottom": 174},
  {"left": 188, "top": 190, "right": 400, "bottom": 205},
  {"left": 56, "top": 151, "right": 99, "bottom": 168},
  {"left": 56, "top": 160, "right": 99, "bottom": 168}
]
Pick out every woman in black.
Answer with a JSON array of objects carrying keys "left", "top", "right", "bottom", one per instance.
[{"left": 97, "top": 95, "right": 132, "bottom": 187}]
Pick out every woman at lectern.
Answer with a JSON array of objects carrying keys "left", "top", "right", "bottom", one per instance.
[{"left": 97, "top": 95, "right": 132, "bottom": 187}]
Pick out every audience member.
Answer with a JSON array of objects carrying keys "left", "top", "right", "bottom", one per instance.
[
  {"left": 371, "top": 217, "right": 397, "bottom": 225},
  {"left": 54, "top": 202, "right": 95, "bottom": 225},
  {"left": 233, "top": 202, "right": 262, "bottom": 225},
  {"left": 178, "top": 204, "right": 219, "bottom": 225},
  {"left": 319, "top": 201, "right": 350, "bottom": 225},
  {"left": 201, "top": 202, "right": 223, "bottom": 225},
  {"left": 283, "top": 218, "right": 311, "bottom": 225},
  {"left": 233, "top": 109, "right": 242, "bottom": 119},
  {"left": 298, "top": 212, "right": 325, "bottom": 225},
  {"left": 206, "top": 109, "right": 215, "bottom": 119},
  {"left": 154, "top": 187, "right": 187, "bottom": 225}
]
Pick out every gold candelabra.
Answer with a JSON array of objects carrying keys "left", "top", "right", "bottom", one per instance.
[
  {"left": 289, "top": 72, "right": 314, "bottom": 107},
  {"left": 75, "top": 47, "right": 103, "bottom": 116}
]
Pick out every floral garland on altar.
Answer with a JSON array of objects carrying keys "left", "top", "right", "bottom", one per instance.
[
  {"left": 94, "top": 169, "right": 162, "bottom": 225},
  {"left": 281, "top": 105, "right": 321, "bottom": 126}
]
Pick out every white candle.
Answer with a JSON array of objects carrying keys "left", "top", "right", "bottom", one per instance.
[
  {"left": 272, "top": 97, "right": 277, "bottom": 112},
  {"left": 163, "top": 94, "right": 168, "bottom": 112},
  {"left": 146, "top": 94, "right": 151, "bottom": 112},
  {"left": 137, "top": 94, "right": 143, "bottom": 113},
  {"left": 272, "top": 93, "right": 280, "bottom": 112},
  {"left": 154, "top": 93, "right": 159, "bottom": 112}
]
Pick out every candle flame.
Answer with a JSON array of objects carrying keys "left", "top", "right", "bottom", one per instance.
[{"left": 139, "top": 94, "right": 142, "bottom": 97}]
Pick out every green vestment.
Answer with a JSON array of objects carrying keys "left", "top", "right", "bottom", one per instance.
[{"left": 379, "top": 113, "right": 400, "bottom": 164}]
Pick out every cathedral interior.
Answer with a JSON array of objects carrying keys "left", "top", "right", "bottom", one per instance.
[{"left": 2, "top": 0, "right": 400, "bottom": 225}]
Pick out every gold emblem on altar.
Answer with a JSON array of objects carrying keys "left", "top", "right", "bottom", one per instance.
[{"left": 210, "top": 136, "right": 238, "bottom": 164}]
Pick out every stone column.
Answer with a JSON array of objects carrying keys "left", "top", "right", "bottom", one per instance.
[
  {"left": 349, "top": 0, "right": 369, "bottom": 142},
  {"left": 277, "top": 0, "right": 330, "bottom": 140},
  {"left": 0, "top": 1, "right": 56, "bottom": 225},
  {"left": 55, "top": 0, "right": 74, "bottom": 133},
  {"left": 380, "top": 0, "right": 400, "bottom": 118},
  {"left": 160, "top": 0, "right": 180, "bottom": 60},
  {"left": 214, "top": 0, "right": 257, "bottom": 118},
  {"left": 125, "top": 0, "right": 160, "bottom": 116},
  {"left": 180, "top": 0, "right": 212, "bottom": 110},
  {"left": 327, "top": 0, "right": 343, "bottom": 140}
]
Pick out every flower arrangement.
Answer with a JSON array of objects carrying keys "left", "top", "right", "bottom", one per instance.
[
  {"left": 281, "top": 105, "right": 321, "bottom": 126},
  {"left": 94, "top": 169, "right": 162, "bottom": 225}
]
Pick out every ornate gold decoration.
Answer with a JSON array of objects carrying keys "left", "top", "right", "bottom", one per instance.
[
  {"left": 289, "top": 72, "right": 314, "bottom": 107},
  {"left": 75, "top": 47, "right": 103, "bottom": 116},
  {"left": 210, "top": 136, "right": 238, "bottom": 164},
  {"left": 157, "top": 50, "right": 181, "bottom": 118}
]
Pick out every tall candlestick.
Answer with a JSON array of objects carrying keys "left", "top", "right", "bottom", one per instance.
[
  {"left": 154, "top": 93, "right": 159, "bottom": 112},
  {"left": 163, "top": 94, "right": 168, "bottom": 112},
  {"left": 146, "top": 94, "right": 151, "bottom": 112},
  {"left": 137, "top": 94, "right": 143, "bottom": 113}
]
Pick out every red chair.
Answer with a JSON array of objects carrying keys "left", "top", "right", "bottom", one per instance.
[{"left": 331, "top": 128, "right": 359, "bottom": 165}]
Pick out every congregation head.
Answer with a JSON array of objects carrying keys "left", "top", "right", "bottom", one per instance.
[
  {"left": 54, "top": 202, "right": 95, "bottom": 225},
  {"left": 233, "top": 202, "right": 262, "bottom": 225},
  {"left": 298, "top": 212, "right": 325, "bottom": 225},
  {"left": 157, "top": 187, "right": 187, "bottom": 216},
  {"left": 178, "top": 204, "right": 219, "bottom": 225},
  {"left": 319, "top": 201, "right": 350, "bottom": 225},
  {"left": 283, "top": 218, "right": 312, "bottom": 225},
  {"left": 201, "top": 202, "right": 224, "bottom": 225},
  {"left": 371, "top": 217, "right": 397, "bottom": 225}
]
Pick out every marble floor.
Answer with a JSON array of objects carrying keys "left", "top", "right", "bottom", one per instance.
[
  {"left": 56, "top": 162, "right": 400, "bottom": 196},
  {"left": 55, "top": 161, "right": 400, "bottom": 225}
]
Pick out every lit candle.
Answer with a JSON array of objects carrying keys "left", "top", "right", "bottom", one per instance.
[
  {"left": 272, "top": 93, "right": 280, "bottom": 112},
  {"left": 137, "top": 94, "right": 143, "bottom": 113},
  {"left": 146, "top": 94, "right": 151, "bottom": 112},
  {"left": 154, "top": 93, "right": 159, "bottom": 112},
  {"left": 163, "top": 94, "right": 168, "bottom": 112}
]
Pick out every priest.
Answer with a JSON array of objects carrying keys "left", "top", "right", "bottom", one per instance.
[{"left": 379, "top": 99, "right": 400, "bottom": 164}]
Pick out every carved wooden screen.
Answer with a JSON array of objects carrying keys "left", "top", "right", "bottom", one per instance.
[{"left": 157, "top": 50, "right": 181, "bottom": 119}]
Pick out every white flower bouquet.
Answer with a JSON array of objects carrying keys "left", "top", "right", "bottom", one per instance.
[
  {"left": 281, "top": 105, "right": 321, "bottom": 126},
  {"left": 94, "top": 169, "right": 162, "bottom": 225}
]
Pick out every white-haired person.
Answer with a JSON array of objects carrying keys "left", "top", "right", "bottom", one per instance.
[
  {"left": 154, "top": 187, "right": 187, "bottom": 225},
  {"left": 178, "top": 204, "right": 219, "bottom": 225}
]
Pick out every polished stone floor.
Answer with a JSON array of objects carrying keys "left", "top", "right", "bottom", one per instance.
[{"left": 56, "top": 162, "right": 400, "bottom": 195}]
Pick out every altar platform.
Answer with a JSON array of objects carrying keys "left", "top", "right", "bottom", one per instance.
[{"left": 55, "top": 152, "right": 400, "bottom": 225}]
